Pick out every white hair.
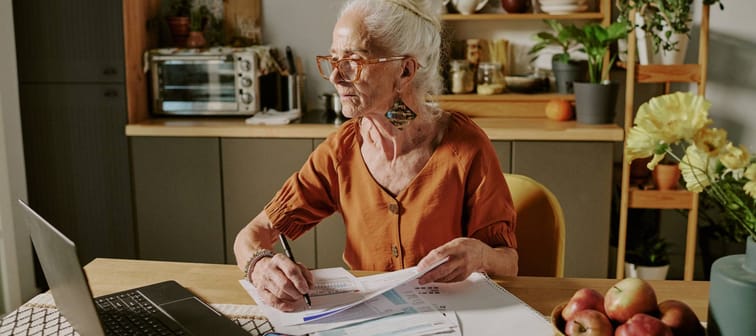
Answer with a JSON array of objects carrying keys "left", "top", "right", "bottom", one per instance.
[{"left": 340, "top": 0, "right": 444, "bottom": 104}]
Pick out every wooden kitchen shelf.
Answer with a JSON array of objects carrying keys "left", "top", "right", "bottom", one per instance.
[
  {"left": 436, "top": 93, "right": 575, "bottom": 101},
  {"left": 435, "top": 93, "right": 575, "bottom": 118},
  {"left": 628, "top": 188, "right": 697, "bottom": 210},
  {"left": 616, "top": 63, "right": 703, "bottom": 84},
  {"left": 442, "top": 12, "right": 604, "bottom": 21}
]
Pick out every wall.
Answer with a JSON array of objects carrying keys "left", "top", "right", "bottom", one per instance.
[
  {"left": 693, "top": 1, "right": 756, "bottom": 150},
  {"left": 0, "top": 0, "right": 35, "bottom": 313},
  {"left": 261, "top": 0, "right": 341, "bottom": 113}
]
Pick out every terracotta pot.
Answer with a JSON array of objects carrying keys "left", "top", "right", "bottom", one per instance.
[
  {"left": 653, "top": 163, "right": 681, "bottom": 190},
  {"left": 630, "top": 157, "right": 653, "bottom": 185},
  {"left": 166, "top": 16, "right": 190, "bottom": 47},
  {"left": 186, "top": 31, "right": 207, "bottom": 48}
]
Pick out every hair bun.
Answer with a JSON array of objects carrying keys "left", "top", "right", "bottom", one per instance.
[{"left": 385, "top": 0, "right": 441, "bottom": 29}]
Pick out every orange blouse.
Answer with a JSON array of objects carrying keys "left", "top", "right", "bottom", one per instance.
[{"left": 265, "top": 111, "right": 516, "bottom": 271}]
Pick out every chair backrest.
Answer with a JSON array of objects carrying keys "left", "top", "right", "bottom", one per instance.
[{"left": 505, "top": 173, "right": 565, "bottom": 278}]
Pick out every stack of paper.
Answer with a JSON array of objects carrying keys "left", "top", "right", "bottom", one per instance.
[{"left": 240, "top": 258, "right": 551, "bottom": 336}]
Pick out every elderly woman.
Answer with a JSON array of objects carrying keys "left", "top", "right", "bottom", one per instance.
[{"left": 234, "top": 0, "right": 517, "bottom": 311}]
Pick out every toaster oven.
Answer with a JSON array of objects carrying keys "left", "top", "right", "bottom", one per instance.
[{"left": 148, "top": 48, "right": 260, "bottom": 116}]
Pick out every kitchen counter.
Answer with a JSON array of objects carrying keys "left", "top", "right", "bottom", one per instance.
[{"left": 125, "top": 116, "right": 624, "bottom": 141}]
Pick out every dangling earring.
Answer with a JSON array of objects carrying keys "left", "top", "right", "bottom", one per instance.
[{"left": 384, "top": 97, "right": 416, "bottom": 130}]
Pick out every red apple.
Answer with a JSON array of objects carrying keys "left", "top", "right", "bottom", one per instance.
[
  {"left": 615, "top": 313, "right": 673, "bottom": 336},
  {"left": 658, "top": 299, "right": 705, "bottom": 336},
  {"left": 562, "top": 288, "right": 606, "bottom": 321},
  {"left": 564, "top": 309, "right": 613, "bottom": 336},
  {"left": 604, "top": 278, "right": 658, "bottom": 324}
]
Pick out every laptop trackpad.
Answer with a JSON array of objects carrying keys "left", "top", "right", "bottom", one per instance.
[{"left": 161, "top": 297, "right": 247, "bottom": 335}]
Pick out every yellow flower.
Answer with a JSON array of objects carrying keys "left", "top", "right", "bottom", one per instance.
[
  {"left": 745, "top": 181, "right": 756, "bottom": 199},
  {"left": 634, "top": 92, "right": 712, "bottom": 145},
  {"left": 745, "top": 164, "right": 756, "bottom": 198},
  {"left": 625, "top": 127, "right": 660, "bottom": 162},
  {"left": 679, "top": 145, "right": 716, "bottom": 192},
  {"left": 719, "top": 143, "right": 751, "bottom": 170},
  {"left": 693, "top": 127, "right": 728, "bottom": 156},
  {"left": 746, "top": 163, "right": 756, "bottom": 181}
]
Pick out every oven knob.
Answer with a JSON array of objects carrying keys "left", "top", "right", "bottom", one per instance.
[
  {"left": 240, "top": 77, "right": 252, "bottom": 87},
  {"left": 241, "top": 93, "right": 253, "bottom": 104},
  {"left": 240, "top": 60, "right": 252, "bottom": 71}
]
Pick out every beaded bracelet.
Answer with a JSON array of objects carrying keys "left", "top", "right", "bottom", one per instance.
[{"left": 243, "top": 249, "right": 276, "bottom": 282}]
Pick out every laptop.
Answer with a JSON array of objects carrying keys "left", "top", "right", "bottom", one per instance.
[{"left": 18, "top": 199, "right": 250, "bottom": 336}]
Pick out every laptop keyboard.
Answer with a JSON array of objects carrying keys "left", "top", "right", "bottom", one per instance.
[{"left": 95, "top": 291, "right": 185, "bottom": 335}]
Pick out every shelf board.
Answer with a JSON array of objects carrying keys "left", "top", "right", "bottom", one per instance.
[
  {"left": 442, "top": 12, "right": 604, "bottom": 21},
  {"left": 435, "top": 93, "right": 575, "bottom": 102},
  {"left": 616, "top": 63, "right": 702, "bottom": 84},
  {"left": 628, "top": 187, "right": 697, "bottom": 209}
]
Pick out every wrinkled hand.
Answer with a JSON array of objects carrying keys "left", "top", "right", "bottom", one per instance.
[
  {"left": 250, "top": 254, "right": 313, "bottom": 312},
  {"left": 416, "top": 237, "right": 488, "bottom": 285}
]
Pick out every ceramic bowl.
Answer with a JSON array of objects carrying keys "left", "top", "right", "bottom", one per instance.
[
  {"left": 551, "top": 302, "right": 567, "bottom": 336},
  {"left": 504, "top": 75, "right": 549, "bottom": 93}
]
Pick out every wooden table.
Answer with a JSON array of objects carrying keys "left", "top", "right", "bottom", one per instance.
[{"left": 84, "top": 258, "right": 710, "bottom": 321}]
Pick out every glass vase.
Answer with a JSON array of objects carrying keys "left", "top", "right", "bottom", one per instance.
[{"left": 707, "top": 237, "right": 756, "bottom": 335}]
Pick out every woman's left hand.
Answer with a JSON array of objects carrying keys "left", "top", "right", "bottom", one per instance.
[{"left": 416, "top": 237, "right": 488, "bottom": 285}]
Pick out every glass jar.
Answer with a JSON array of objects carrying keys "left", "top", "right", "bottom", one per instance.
[
  {"left": 476, "top": 62, "right": 505, "bottom": 95},
  {"left": 449, "top": 60, "right": 474, "bottom": 94}
]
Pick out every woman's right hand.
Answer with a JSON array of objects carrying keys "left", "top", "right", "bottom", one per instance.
[{"left": 249, "top": 253, "right": 313, "bottom": 312}]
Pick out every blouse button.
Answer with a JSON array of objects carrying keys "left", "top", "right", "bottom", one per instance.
[
  {"left": 388, "top": 203, "right": 399, "bottom": 214},
  {"left": 392, "top": 245, "right": 399, "bottom": 258}
]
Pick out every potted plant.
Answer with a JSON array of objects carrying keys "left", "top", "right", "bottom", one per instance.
[
  {"left": 186, "top": 5, "right": 209, "bottom": 48},
  {"left": 616, "top": 0, "right": 725, "bottom": 64},
  {"left": 624, "top": 91, "right": 755, "bottom": 335},
  {"left": 528, "top": 20, "right": 586, "bottom": 94},
  {"left": 166, "top": 0, "right": 192, "bottom": 47},
  {"left": 625, "top": 234, "right": 671, "bottom": 280},
  {"left": 653, "top": 158, "right": 681, "bottom": 190},
  {"left": 570, "top": 21, "right": 627, "bottom": 124}
]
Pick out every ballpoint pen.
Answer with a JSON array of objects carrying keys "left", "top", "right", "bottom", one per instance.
[{"left": 278, "top": 233, "right": 312, "bottom": 307}]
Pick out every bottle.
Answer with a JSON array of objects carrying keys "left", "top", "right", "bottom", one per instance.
[
  {"left": 477, "top": 62, "right": 505, "bottom": 95},
  {"left": 449, "top": 60, "right": 474, "bottom": 94}
]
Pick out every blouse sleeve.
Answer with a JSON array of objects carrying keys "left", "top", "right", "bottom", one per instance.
[
  {"left": 265, "top": 132, "right": 343, "bottom": 240},
  {"left": 464, "top": 138, "right": 518, "bottom": 249}
]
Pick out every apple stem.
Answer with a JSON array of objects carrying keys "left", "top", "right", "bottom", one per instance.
[{"left": 613, "top": 285, "right": 622, "bottom": 293}]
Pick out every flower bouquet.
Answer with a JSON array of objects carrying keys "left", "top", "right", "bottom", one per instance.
[{"left": 624, "top": 92, "right": 756, "bottom": 241}]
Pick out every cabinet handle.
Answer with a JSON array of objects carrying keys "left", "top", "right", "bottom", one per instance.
[
  {"left": 104, "top": 90, "right": 118, "bottom": 97},
  {"left": 103, "top": 67, "right": 118, "bottom": 76}
]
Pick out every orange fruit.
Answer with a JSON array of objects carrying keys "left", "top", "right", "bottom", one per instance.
[{"left": 545, "top": 99, "right": 574, "bottom": 121}]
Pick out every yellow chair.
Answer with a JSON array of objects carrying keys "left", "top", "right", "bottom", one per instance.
[{"left": 505, "top": 173, "right": 566, "bottom": 278}]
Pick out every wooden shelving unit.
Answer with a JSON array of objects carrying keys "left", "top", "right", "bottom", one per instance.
[
  {"left": 615, "top": 5, "right": 711, "bottom": 281},
  {"left": 441, "top": 12, "right": 605, "bottom": 21},
  {"left": 439, "top": 0, "right": 612, "bottom": 117}
]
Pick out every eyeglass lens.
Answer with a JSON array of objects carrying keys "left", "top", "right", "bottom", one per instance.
[{"left": 318, "top": 58, "right": 359, "bottom": 81}]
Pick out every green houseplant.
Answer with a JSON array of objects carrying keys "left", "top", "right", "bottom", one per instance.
[
  {"left": 166, "top": 0, "right": 192, "bottom": 47},
  {"left": 186, "top": 6, "right": 208, "bottom": 48},
  {"left": 616, "top": 0, "right": 725, "bottom": 63},
  {"left": 528, "top": 20, "right": 586, "bottom": 94},
  {"left": 569, "top": 21, "right": 627, "bottom": 124},
  {"left": 625, "top": 234, "right": 671, "bottom": 279}
]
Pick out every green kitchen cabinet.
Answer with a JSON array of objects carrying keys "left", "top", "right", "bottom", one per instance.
[
  {"left": 511, "top": 141, "right": 613, "bottom": 278},
  {"left": 130, "top": 137, "right": 224, "bottom": 263},
  {"left": 492, "top": 141, "right": 513, "bottom": 173},
  {"left": 221, "top": 138, "right": 315, "bottom": 267}
]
